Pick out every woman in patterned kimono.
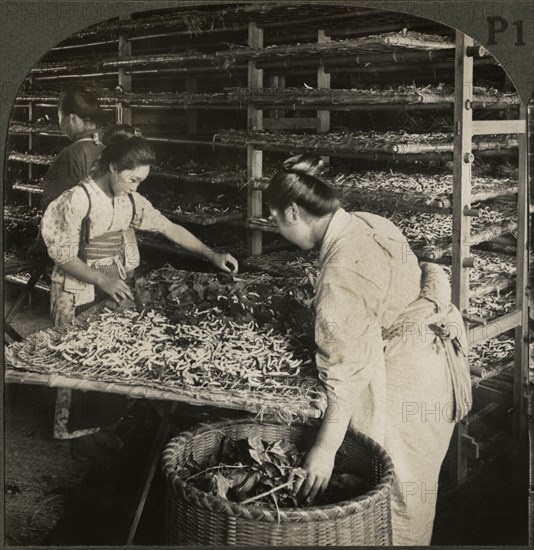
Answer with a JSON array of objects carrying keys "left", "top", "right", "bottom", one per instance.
[
  {"left": 41, "top": 125, "right": 238, "bottom": 456},
  {"left": 28, "top": 85, "right": 115, "bottom": 452},
  {"left": 264, "top": 155, "right": 471, "bottom": 546}
]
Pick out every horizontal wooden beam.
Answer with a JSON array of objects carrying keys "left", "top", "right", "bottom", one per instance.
[
  {"left": 471, "top": 120, "right": 526, "bottom": 135},
  {"left": 327, "top": 57, "right": 496, "bottom": 75},
  {"left": 12, "top": 183, "right": 43, "bottom": 194},
  {"left": 259, "top": 102, "right": 457, "bottom": 111},
  {"left": 468, "top": 310, "right": 521, "bottom": 346},
  {"left": 145, "top": 137, "right": 244, "bottom": 148}
]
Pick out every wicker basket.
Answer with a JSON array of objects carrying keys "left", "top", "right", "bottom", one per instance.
[{"left": 161, "top": 419, "right": 394, "bottom": 546}]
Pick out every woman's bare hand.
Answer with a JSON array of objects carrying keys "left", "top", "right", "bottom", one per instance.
[
  {"left": 293, "top": 444, "right": 336, "bottom": 504},
  {"left": 97, "top": 275, "right": 134, "bottom": 303},
  {"left": 209, "top": 252, "right": 239, "bottom": 274}
]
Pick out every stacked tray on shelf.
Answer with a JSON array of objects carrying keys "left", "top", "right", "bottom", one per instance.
[
  {"left": 143, "top": 181, "right": 246, "bottom": 225},
  {"left": 214, "top": 129, "right": 518, "bottom": 157},
  {"left": 18, "top": 90, "right": 232, "bottom": 106},
  {"left": 8, "top": 151, "right": 55, "bottom": 166},
  {"left": 247, "top": 248, "right": 516, "bottom": 299},
  {"left": 451, "top": 252, "right": 516, "bottom": 297},
  {"left": 32, "top": 31, "right": 456, "bottom": 74},
  {"left": 150, "top": 158, "right": 254, "bottom": 189},
  {"left": 64, "top": 5, "right": 422, "bottom": 41},
  {"left": 469, "top": 290, "right": 516, "bottom": 322},
  {"left": 328, "top": 168, "right": 517, "bottom": 211},
  {"left": 4, "top": 251, "right": 45, "bottom": 276},
  {"left": 469, "top": 336, "right": 515, "bottom": 381},
  {"left": 159, "top": 202, "right": 245, "bottom": 225},
  {"left": 246, "top": 200, "right": 517, "bottom": 262},
  {"left": 224, "top": 85, "right": 518, "bottom": 107},
  {"left": 243, "top": 249, "right": 319, "bottom": 279},
  {"left": 377, "top": 200, "right": 517, "bottom": 260},
  {"left": 4, "top": 206, "right": 43, "bottom": 260},
  {"left": 9, "top": 121, "right": 63, "bottom": 136},
  {"left": 12, "top": 179, "right": 44, "bottom": 194},
  {"left": 4, "top": 251, "right": 50, "bottom": 295},
  {"left": 16, "top": 84, "right": 518, "bottom": 108},
  {"left": 4, "top": 272, "right": 50, "bottom": 293},
  {"left": 4, "top": 205, "right": 42, "bottom": 227}
]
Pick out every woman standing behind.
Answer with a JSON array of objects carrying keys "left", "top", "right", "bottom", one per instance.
[
  {"left": 41, "top": 125, "right": 238, "bottom": 454},
  {"left": 28, "top": 86, "right": 102, "bottom": 254},
  {"left": 264, "top": 155, "right": 471, "bottom": 546},
  {"left": 41, "top": 85, "right": 105, "bottom": 211}
]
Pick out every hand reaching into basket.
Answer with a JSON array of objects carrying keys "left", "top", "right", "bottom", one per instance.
[{"left": 293, "top": 444, "right": 336, "bottom": 504}]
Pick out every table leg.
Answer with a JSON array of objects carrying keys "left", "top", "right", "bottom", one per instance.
[
  {"left": 127, "top": 400, "right": 177, "bottom": 544},
  {"left": 5, "top": 265, "right": 46, "bottom": 323},
  {"left": 5, "top": 324, "right": 23, "bottom": 342}
]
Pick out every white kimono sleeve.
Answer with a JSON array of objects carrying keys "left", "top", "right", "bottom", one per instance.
[{"left": 314, "top": 265, "right": 386, "bottom": 440}]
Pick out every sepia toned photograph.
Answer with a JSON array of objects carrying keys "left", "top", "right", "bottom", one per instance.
[{"left": 2, "top": 1, "right": 532, "bottom": 546}]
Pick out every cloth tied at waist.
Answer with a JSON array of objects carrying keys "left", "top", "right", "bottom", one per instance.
[
  {"left": 89, "top": 255, "right": 127, "bottom": 280},
  {"left": 383, "top": 263, "right": 472, "bottom": 423},
  {"left": 63, "top": 230, "right": 129, "bottom": 306}
]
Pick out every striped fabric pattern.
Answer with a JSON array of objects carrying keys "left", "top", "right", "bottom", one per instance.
[
  {"left": 84, "top": 231, "right": 125, "bottom": 260},
  {"left": 76, "top": 231, "right": 127, "bottom": 312}
]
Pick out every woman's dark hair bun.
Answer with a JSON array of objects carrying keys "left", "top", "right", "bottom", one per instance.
[
  {"left": 58, "top": 85, "right": 105, "bottom": 124},
  {"left": 265, "top": 154, "right": 338, "bottom": 217},
  {"left": 282, "top": 153, "right": 325, "bottom": 176},
  {"left": 92, "top": 124, "right": 155, "bottom": 176},
  {"left": 100, "top": 124, "right": 143, "bottom": 146}
]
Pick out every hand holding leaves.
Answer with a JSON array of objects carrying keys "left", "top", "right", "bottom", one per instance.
[{"left": 293, "top": 444, "right": 336, "bottom": 504}]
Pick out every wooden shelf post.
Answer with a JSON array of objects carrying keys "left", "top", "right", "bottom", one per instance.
[
  {"left": 268, "top": 75, "right": 286, "bottom": 121},
  {"left": 513, "top": 103, "right": 529, "bottom": 439},
  {"left": 317, "top": 30, "right": 331, "bottom": 164},
  {"left": 317, "top": 30, "right": 331, "bottom": 134},
  {"left": 27, "top": 99, "right": 34, "bottom": 208},
  {"left": 247, "top": 21, "right": 264, "bottom": 257},
  {"left": 448, "top": 31, "right": 474, "bottom": 484},
  {"left": 118, "top": 15, "right": 132, "bottom": 125}
]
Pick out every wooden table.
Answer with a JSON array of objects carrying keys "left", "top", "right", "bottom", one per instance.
[{"left": 5, "top": 365, "right": 322, "bottom": 543}]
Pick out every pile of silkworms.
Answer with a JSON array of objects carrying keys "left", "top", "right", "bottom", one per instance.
[{"left": 6, "top": 271, "right": 322, "bottom": 408}]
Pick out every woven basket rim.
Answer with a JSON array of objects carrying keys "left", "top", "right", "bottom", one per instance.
[{"left": 161, "top": 418, "right": 395, "bottom": 523}]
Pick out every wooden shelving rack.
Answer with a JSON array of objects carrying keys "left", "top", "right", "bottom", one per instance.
[
  {"left": 447, "top": 34, "right": 529, "bottom": 482},
  {"left": 5, "top": 5, "right": 529, "bottom": 486}
]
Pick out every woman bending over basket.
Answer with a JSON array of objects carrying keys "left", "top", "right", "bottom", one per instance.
[
  {"left": 41, "top": 124, "right": 238, "bottom": 454},
  {"left": 264, "top": 154, "right": 472, "bottom": 546}
]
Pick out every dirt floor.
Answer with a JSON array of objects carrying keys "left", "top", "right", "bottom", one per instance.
[{"left": 4, "top": 285, "right": 529, "bottom": 546}]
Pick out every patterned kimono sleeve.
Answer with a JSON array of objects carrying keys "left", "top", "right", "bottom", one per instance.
[
  {"left": 41, "top": 188, "right": 89, "bottom": 265},
  {"left": 314, "top": 265, "right": 384, "bottom": 420},
  {"left": 130, "top": 193, "right": 174, "bottom": 233}
]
